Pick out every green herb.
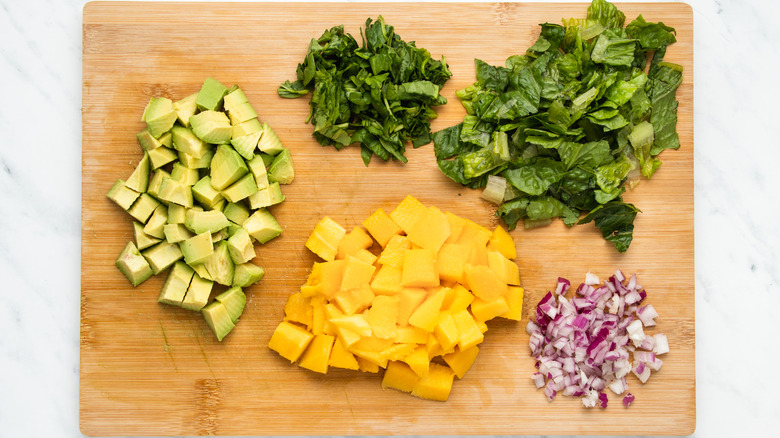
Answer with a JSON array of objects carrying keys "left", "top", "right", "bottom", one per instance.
[
  {"left": 279, "top": 16, "right": 452, "bottom": 166},
  {"left": 433, "top": 0, "right": 682, "bottom": 252}
]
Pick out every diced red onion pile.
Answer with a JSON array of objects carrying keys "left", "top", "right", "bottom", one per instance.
[{"left": 527, "top": 271, "right": 669, "bottom": 408}]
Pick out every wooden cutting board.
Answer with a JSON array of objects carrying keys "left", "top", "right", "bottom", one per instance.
[{"left": 81, "top": 2, "right": 694, "bottom": 436}]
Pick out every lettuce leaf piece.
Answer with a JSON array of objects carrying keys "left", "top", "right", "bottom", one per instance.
[
  {"left": 504, "top": 158, "right": 566, "bottom": 196},
  {"left": 577, "top": 200, "right": 640, "bottom": 253},
  {"left": 432, "top": 0, "right": 682, "bottom": 252}
]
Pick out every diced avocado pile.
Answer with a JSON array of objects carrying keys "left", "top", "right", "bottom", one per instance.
[{"left": 107, "top": 77, "right": 295, "bottom": 342}]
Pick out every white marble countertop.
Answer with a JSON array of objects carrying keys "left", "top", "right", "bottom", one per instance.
[{"left": 1, "top": 0, "right": 778, "bottom": 436}]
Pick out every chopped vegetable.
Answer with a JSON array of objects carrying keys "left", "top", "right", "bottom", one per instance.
[
  {"left": 432, "top": 0, "right": 682, "bottom": 252},
  {"left": 268, "top": 196, "right": 524, "bottom": 401},
  {"left": 278, "top": 16, "right": 452, "bottom": 166},
  {"left": 526, "top": 271, "right": 669, "bottom": 408},
  {"left": 107, "top": 78, "right": 294, "bottom": 341}
]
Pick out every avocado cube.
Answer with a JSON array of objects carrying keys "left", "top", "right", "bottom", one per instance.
[
  {"left": 147, "top": 169, "right": 171, "bottom": 200},
  {"left": 243, "top": 208, "right": 282, "bottom": 244},
  {"left": 171, "top": 125, "right": 210, "bottom": 159},
  {"left": 247, "top": 181, "right": 285, "bottom": 210},
  {"left": 157, "top": 177, "right": 194, "bottom": 208},
  {"left": 230, "top": 130, "right": 262, "bottom": 161},
  {"left": 166, "top": 203, "right": 187, "bottom": 224},
  {"left": 158, "top": 261, "right": 195, "bottom": 307},
  {"left": 124, "top": 152, "right": 151, "bottom": 193},
  {"left": 204, "top": 240, "right": 235, "bottom": 286},
  {"left": 142, "top": 96, "right": 177, "bottom": 138},
  {"left": 185, "top": 209, "right": 230, "bottom": 235},
  {"left": 173, "top": 92, "right": 198, "bottom": 127},
  {"left": 191, "top": 262, "right": 213, "bottom": 281},
  {"left": 107, "top": 179, "right": 140, "bottom": 211},
  {"left": 232, "top": 262, "right": 265, "bottom": 288},
  {"left": 128, "top": 193, "right": 161, "bottom": 223},
  {"left": 147, "top": 146, "right": 178, "bottom": 169},
  {"left": 170, "top": 162, "right": 199, "bottom": 186},
  {"left": 141, "top": 241, "right": 183, "bottom": 275},
  {"left": 268, "top": 148, "right": 294, "bottom": 185},
  {"left": 227, "top": 227, "right": 256, "bottom": 265},
  {"left": 211, "top": 228, "right": 229, "bottom": 243},
  {"left": 143, "top": 204, "right": 168, "bottom": 239},
  {"left": 163, "top": 223, "right": 194, "bottom": 244},
  {"left": 227, "top": 101, "right": 258, "bottom": 125},
  {"left": 181, "top": 273, "right": 213, "bottom": 311},
  {"left": 115, "top": 241, "right": 154, "bottom": 286},
  {"left": 215, "top": 286, "right": 246, "bottom": 324},
  {"left": 159, "top": 131, "right": 172, "bottom": 148},
  {"left": 257, "top": 123, "right": 285, "bottom": 156},
  {"left": 178, "top": 148, "right": 214, "bottom": 170},
  {"left": 226, "top": 222, "right": 244, "bottom": 238},
  {"left": 133, "top": 221, "right": 162, "bottom": 250},
  {"left": 258, "top": 152, "right": 275, "bottom": 168},
  {"left": 196, "top": 77, "right": 228, "bottom": 111},
  {"left": 179, "top": 231, "right": 214, "bottom": 265},
  {"left": 232, "top": 118, "right": 263, "bottom": 138},
  {"left": 223, "top": 87, "right": 248, "bottom": 111},
  {"left": 190, "top": 110, "right": 232, "bottom": 144},
  {"left": 222, "top": 173, "right": 257, "bottom": 203},
  {"left": 247, "top": 155, "right": 270, "bottom": 190},
  {"left": 202, "top": 301, "right": 235, "bottom": 342},
  {"left": 210, "top": 144, "right": 248, "bottom": 191},
  {"left": 222, "top": 202, "right": 250, "bottom": 225},
  {"left": 191, "top": 176, "right": 224, "bottom": 209},
  {"left": 137, "top": 129, "right": 163, "bottom": 151}
]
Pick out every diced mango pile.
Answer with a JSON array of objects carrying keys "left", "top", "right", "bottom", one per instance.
[{"left": 268, "top": 196, "right": 524, "bottom": 401}]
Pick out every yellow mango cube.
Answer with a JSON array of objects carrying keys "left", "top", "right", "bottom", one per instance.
[
  {"left": 366, "top": 295, "right": 400, "bottom": 339},
  {"left": 340, "top": 255, "right": 376, "bottom": 291},
  {"left": 434, "top": 312, "right": 461, "bottom": 352},
  {"left": 444, "top": 211, "right": 466, "bottom": 244},
  {"left": 283, "top": 292, "right": 313, "bottom": 328},
  {"left": 268, "top": 321, "right": 314, "bottom": 363},
  {"left": 305, "top": 216, "right": 346, "bottom": 261},
  {"left": 302, "top": 260, "right": 345, "bottom": 298},
  {"left": 336, "top": 226, "right": 374, "bottom": 259},
  {"left": 336, "top": 326, "right": 362, "bottom": 349},
  {"left": 501, "top": 286, "right": 525, "bottom": 321},
  {"left": 411, "top": 363, "right": 455, "bottom": 402},
  {"left": 465, "top": 264, "right": 507, "bottom": 301},
  {"left": 363, "top": 208, "right": 402, "bottom": 247},
  {"left": 487, "top": 225, "right": 516, "bottom": 260},
  {"left": 328, "top": 336, "right": 360, "bottom": 370},
  {"left": 381, "top": 343, "right": 416, "bottom": 363},
  {"left": 466, "top": 241, "right": 489, "bottom": 267},
  {"left": 487, "top": 251, "right": 521, "bottom": 286},
  {"left": 393, "top": 325, "right": 429, "bottom": 344},
  {"left": 401, "top": 248, "right": 439, "bottom": 288},
  {"left": 403, "top": 345, "right": 430, "bottom": 377},
  {"left": 323, "top": 303, "right": 344, "bottom": 336},
  {"left": 426, "top": 333, "right": 446, "bottom": 359},
  {"left": 310, "top": 296, "right": 326, "bottom": 335},
  {"left": 298, "top": 334, "right": 335, "bottom": 374},
  {"left": 442, "top": 284, "right": 475, "bottom": 313},
  {"left": 371, "top": 264, "right": 403, "bottom": 295},
  {"left": 436, "top": 242, "right": 469, "bottom": 284},
  {"left": 351, "top": 248, "right": 378, "bottom": 266},
  {"left": 451, "top": 308, "right": 484, "bottom": 350},
  {"left": 382, "top": 361, "right": 420, "bottom": 393},
  {"left": 443, "top": 345, "right": 480, "bottom": 379},
  {"left": 389, "top": 195, "right": 428, "bottom": 234},
  {"left": 470, "top": 296, "right": 510, "bottom": 323},
  {"left": 407, "top": 206, "right": 451, "bottom": 253},
  {"left": 356, "top": 356, "right": 381, "bottom": 373},
  {"left": 408, "top": 287, "right": 447, "bottom": 332},
  {"left": 329, "top": 314, "right": 372, "bottom": 337},
  {"left": 377, "top": 234, "right": 411, "bottom": 268},
  {"left": 397, "top": 287, "right": 428, "bottom": 327},
  {"left": 457, "top": 219, "right": 492, "bottom": 248},
  {"left": 333, "top": 284, "right": 374, "bottom": 315}
]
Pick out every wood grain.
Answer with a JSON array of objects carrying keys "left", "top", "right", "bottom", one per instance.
[{"left": 81, "top": 2, "right": 694, "bottom": 436}]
